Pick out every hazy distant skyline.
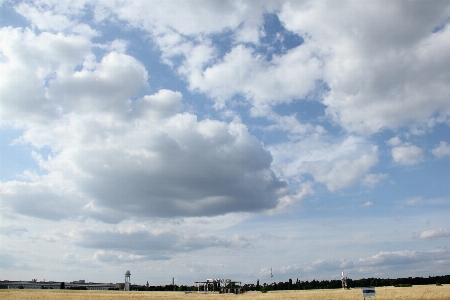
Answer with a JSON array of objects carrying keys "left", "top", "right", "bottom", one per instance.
[{"left": 1, "top": 0, "right": 449, "bottom": 285}]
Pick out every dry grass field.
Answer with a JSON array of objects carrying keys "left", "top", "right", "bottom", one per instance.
[{"left": 1, "top": 285, "right": 450, "bottom": 300}]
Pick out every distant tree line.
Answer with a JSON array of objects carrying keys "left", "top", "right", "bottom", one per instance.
[
  {"left": 125, "top": 275, "right": 449, "bottom": 292},
  {"left": 242, "top": 275, "right": 450, "bottom": 291}
]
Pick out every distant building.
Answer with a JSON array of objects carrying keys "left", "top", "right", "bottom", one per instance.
[
  {"left": 72, "top": 280, "right": 85, "bottom": 284},
  {"left": 0, "top": 280, "right": 115, "bottom": 290}
]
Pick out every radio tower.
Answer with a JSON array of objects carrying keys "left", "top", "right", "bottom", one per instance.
[{"left": 341, "top": 271, "right": 348, "bottom": 289}]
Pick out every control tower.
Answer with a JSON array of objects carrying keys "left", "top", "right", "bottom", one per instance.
[{"left": 125, "top": 270, "right": 131, "bottom": 291}]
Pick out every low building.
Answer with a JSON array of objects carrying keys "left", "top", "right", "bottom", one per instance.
[{"left": 0, "top": 280, "right": 116, "bottom": 290}]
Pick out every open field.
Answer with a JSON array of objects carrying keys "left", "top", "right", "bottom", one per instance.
[{"left": 1, "top": 285, "right": 450, "bottom": 300}]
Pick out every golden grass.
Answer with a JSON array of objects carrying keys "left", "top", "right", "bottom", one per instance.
[{"left": 1, "top": 285, "right": 450, "bottom": 300}]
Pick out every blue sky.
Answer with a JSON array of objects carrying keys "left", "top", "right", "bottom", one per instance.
[{"left": 1, "top": 0, "right": 450, "bottom": 286}]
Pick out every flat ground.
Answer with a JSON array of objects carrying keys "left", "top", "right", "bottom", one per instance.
[{"left": 1, "top": 285, "right": 450, "bottom": 300}]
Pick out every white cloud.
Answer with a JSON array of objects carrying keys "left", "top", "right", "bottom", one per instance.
[
  {"left": 392, "top": 144, "right": 424, "bottom": 165},
  {"left": 420, "top": 229, "right": 450, "bottom": 240},
  {"left": 356, "top": 249, "right": 450, "bottom": 268},
  {"left": 49, "top": 51, "right": 148, "bottom": 115},
  {"left": 16, "top": 3, "right": 71, "bottom": 31},
  {"left": 264, "top": 113, "right": 325, "bottom": 140},
  {"left": 386, "top": 137, "right": 424, "bottom": 165},
  {"left": 100, "top": 0, "right": 265, "bottom": 36},
  {"left": 279, "top": 1, "right": 450, "bottom": 134},
  {"left": 15, "top": 1, "right": 98, "bottom": 36},
  {"left": 432, "top": 141, "right": 450, "bottom": 158},
  {"left": 0, "top": 176, "right": 84, "bottom": 221},
  {"left": 306, "top": 259, "right": 355, "bottom": 272},
  {"left": 270, "top": 136, "right": 379, "bottom": 192},
  {"left": 274, "top": 181, "right": 314, "bottom": 212},
  {"left": 308, "top": 150, "right": 379, "bottom": 192},
  {"left": 189, "top": 43, "right": 324, "bottom": 117},
  {"left": 266, "top": 248, "right": 450, "bottom": 280},
  {"left": 405, "top": 197, "right": 423, "bottom": 206},
  {"left": 361, "top": 201, "right": 373, "bottom": 207},
  {"left": 0, "top": 27, "right": 91, "bottom": 125},
  {"left": 151, "top": 33, "right": 324, "bottom": 117},
  {"left": 361, "top": 173, "right": 388, "bottom": 189},
  {"left": 386, "top": 137, "right": 402, "bottom": 147},
  {"left": 93, "top": 250, "right": 148, "bottom": 263},
  {"left": 2, "top": 107, "right": 288, "bottom": 220}
]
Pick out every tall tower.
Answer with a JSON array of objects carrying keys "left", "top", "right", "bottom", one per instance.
[
  {"left": 125, "top": 270, "right": 131, "bottom": 291},
  {"left": 341, "top": 271, "right": 348, "bottom": 289}
]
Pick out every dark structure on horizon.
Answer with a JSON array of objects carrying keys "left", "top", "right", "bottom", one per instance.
[{"left": 194, "top": 278, "right": 243, "bottom": 294}]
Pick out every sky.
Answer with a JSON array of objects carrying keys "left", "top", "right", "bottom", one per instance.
[{"left": 0, "top": 0, "right": 450, "bottom": 286}]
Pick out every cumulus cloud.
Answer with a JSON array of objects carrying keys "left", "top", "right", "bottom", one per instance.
[
  {"left": 280, "top": 0, "right": 450, "bottom": 134},
  {"left": 0, "top": 28, "right": 288, "bottom": 222},
  {"left": 100, "top": 0, "right": 269, "bottom": 37},
  {"left": 48, "top": 51, "right": 148, "bottom": 115},
  {"left": 270, "top": 136, "right": 379, "bottom": 192},
  {"left": 361, "top": 173, "right": 388, "bottom": 189},
  {"left": 188, "top": 43, "right": 324, "bottom": 117},
  {"left": 386, "top": 137, "right": 424, "bottom": 165},
  {"left": 0, "top": 27, "right": 91, "bottom": 125},
  {"left": 405, "top": 197, "right": 423, "bottom": 206},
  {"left": 274, "top": 181, "right": 314, "bottom": 212},
  {"left": 14, "top": 2, "right": 98, "bottom": 37},
  {"left": 432, "top": 141, "right": 450, "bottom": 158},
  {"left": 361, "top": 201, "right": 373, "bottom": 207},
  {"left": 309, "top": 151, "right": 378, "bottom": 192},
  {"left": 391, "top": 144, "right": 424, "bottom": 165},
  {"left": 386, "top": 137, "right": 402, "bottom": 147},
  {"left": 420, "top": 229, "right": 450, "bottom": 240}
]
